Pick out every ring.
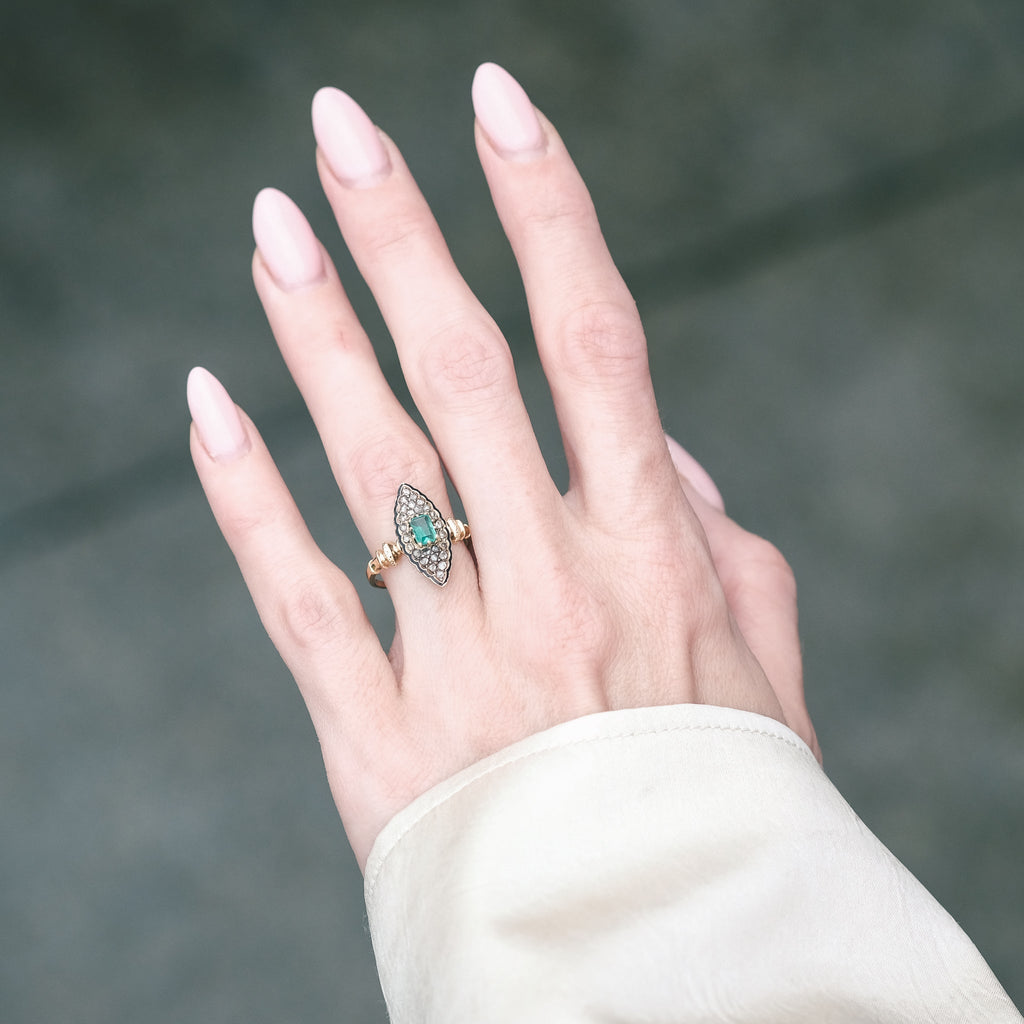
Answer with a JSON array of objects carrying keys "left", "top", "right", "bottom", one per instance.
[{"left": 366, "top": 483, "right": 471, "bottom": 589}]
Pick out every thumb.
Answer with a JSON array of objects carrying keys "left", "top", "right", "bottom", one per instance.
[{"left": 664, "top": 434, "right": 725, "bottom": 512}]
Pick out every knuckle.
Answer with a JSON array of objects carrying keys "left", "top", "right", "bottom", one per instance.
[
  {"left": 520, "top": 192, "right": 596, "bottom": 236},
  {"left": 358, "top": 208, "right": 424, "bottom": 265},
  {"left": 220, "top": 494, "right": 286, "bottom": 542},
  {"left": 277, "top": 574, "right": 354, "bottom": 654},
  {"left": 649, "top": 544, "right": 730, "bottom": 632},
  {"left": 556, "top": 300, "right": 647, "bottom": 384},
  {"left": 348, "top": 432, "right": 438, "bottom": 509},
  {"left": 732, "top": 532, "right": 798, "bottom": 604},
  {"left": 420, "top": 319, "right": 513, "bottom": 407}
]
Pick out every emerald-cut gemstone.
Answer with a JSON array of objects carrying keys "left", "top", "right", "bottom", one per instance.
[{"left": 410, "top": 513, "right": 437, "bottom": 548}]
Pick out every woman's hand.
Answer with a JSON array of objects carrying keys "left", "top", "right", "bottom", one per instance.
[{"left": 188, "top": 63, "right": 819, "bottom": 871}]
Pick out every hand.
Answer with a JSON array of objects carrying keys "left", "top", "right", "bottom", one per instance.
[{"left": 188, "top": 63, "right": 819, "bottom": 871}]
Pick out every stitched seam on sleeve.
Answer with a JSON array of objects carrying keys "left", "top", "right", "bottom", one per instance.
[{"left": 365, "top": 720, "right": 810, "bottom": 902}]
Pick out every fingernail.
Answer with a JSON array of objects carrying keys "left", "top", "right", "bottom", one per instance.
[
  {"left": 665, "top": 435, "right": 726, "bottom": 512},
  {"left": 252, "top": 188, "right": 326, "bottom": 291},
  {"left": 472, "top": 62, "right": 545, "bottom": 160},
  {"left": 188, "top": 367, "right": 251, "bottom": 462},
  {"left": 311, "top": 87, "right": 391, "bottom": 187}
]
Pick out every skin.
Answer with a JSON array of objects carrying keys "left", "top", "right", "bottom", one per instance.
[{"left": 189, "top": 65, "right": 820, "bottom": 872}]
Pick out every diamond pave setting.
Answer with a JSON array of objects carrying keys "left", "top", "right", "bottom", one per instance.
[{"left": 394, "top": 483, "right": 452, "bottom": 586}]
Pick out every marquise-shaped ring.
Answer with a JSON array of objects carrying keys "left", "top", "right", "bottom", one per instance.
[{"left": 366, "top": 483, "right": 471, "bottom": 589}]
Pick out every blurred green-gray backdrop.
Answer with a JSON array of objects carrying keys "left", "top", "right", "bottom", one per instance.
[{"left": 2, "top": 1, "right": 1022, "bottom": 1020}]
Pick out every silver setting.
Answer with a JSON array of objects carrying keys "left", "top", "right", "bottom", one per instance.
[{"left": 394, "top": 483, "right": 452, "bottom": 587}]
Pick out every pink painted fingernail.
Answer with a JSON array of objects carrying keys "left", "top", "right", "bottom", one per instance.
[
  {"left": 311, "top": 87, "right": 391, "bottom": 187},
  {"left": 665, "top": 434, "right": 726, "bottom": 512},
  {"left": 252, "top": 188, "right": 325, "bottom": 291},
  {"left": 472, "top": 63, "right": 545, "bottom": 159},
  {"left": 187, "top": 367, "right": 250, "bottom": 462}
]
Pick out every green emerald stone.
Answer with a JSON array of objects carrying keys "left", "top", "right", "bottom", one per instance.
[{"left": 410, "top": 513, "right": 437, "bottom": 548}]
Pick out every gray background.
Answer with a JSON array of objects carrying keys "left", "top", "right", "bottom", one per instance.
[{"left": 2, "top": 0, "right": 1022, "bottom": 1020}]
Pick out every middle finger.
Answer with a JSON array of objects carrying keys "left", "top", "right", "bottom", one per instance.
[{"left": 310, "top": 87, "right": 561, "bottom": 573}]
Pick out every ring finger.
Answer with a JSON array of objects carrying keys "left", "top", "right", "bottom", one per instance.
[{"left": 251, "top": 187, "right": 478, "bottom": 610}]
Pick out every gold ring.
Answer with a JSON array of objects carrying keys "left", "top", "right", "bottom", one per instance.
[{"left": 366, "top": 483, "right": 471, "bottom": 589}]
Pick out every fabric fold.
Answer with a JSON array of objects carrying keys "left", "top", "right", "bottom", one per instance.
[{"left": 365, "top": 704, "right": 1019, "bottom": 1023}]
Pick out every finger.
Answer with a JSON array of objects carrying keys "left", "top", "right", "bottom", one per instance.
[
  {"left": 250, "top": 188, "right": 477, "bottom": 606},
  {"left": 187, "top": 367, "right": 396, "bottom": 728},
  {"left": 665, "top": 434, "right": 726, "bottom": 512},
  {"left": 309, "top": 87, "right": 560, "bottom": 574},
  {"left": 472, "top": 63, "right": 667, "bottom": 521},
  {"left": 664, "top": 435, "right": 819, "bottom": 759}
]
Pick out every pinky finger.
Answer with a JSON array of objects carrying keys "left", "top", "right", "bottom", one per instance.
[{"left": 186, "top": 367, "right": 395, "bottom": 727}]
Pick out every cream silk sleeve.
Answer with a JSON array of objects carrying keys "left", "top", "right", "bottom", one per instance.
[{"left": 364, "top": 704, "right": 1020, "bottom": 1023}]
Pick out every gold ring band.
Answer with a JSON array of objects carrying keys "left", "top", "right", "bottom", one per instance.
[{"left": 366, "top": 483, "right": 471, "bottom": 589}]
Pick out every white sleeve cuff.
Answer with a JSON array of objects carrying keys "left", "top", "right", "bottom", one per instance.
[{"left": 365, "top": 703, "right": 1019, "bottom": 1023}]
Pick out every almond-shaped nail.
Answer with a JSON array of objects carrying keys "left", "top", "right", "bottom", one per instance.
[
  {"left": 252, "top": 188, "right": 325, "bottom": 291},
  {"left": 188, "top": 367, "right": 250, "bottom": 462},
  {"left": 311, "top": 87, "right": 391, "bottom": 187},
  {"left": 472, "top": 62, "right": 545, "bottom": 159},
  {"left": 665, "top": 434, "right": 726, "bottom": 512}
]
